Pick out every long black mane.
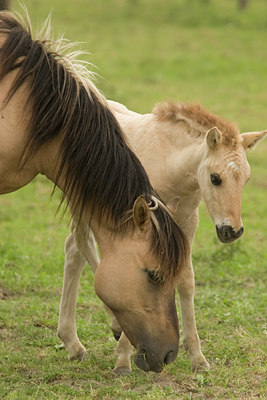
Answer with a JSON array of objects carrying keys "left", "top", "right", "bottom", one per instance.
[{"left": 0, "top": 11, "right": 187, "bottom": 280}]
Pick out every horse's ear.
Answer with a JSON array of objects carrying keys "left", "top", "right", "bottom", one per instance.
[
  {"left": 206, "top": 127, "right": 222, "bottom": 149},
  {"left": 133, "top": 196, "right": 150, "bottom": 231},
  {"left": 167, "top": 197, "right": 180, "bottom": 215},
  {"left": 241, "top": 130, "right": 267, "bottom": 150}
]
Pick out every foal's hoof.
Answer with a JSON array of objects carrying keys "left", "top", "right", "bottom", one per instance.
[
  {"left": 69, "top": 349, "right": 87, "bottom": 362},
  {"left": 112, "top": 329, "right": 122, "bottom": 341},
  {"left": 114, "top": 366, "right": 131, "bottom": 376},
  {"left": 191, "top": 358, "right": 210, "bottom": 372}
]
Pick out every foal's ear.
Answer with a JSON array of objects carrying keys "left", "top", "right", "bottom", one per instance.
[
  {"left": 206, "top": 127, "right": 222, "bottom": 149},
  {"left": 133, "top": 196, "right": 150, "bottom": 231},
  {"left": 241, "top": 130, "right": 267, "bottom": 150},
  {"left": 167, "top": 197, "right": 180, "bottom": 215}
]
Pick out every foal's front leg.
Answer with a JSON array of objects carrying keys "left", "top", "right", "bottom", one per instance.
[
  {"left": 57, "top": 232, "right": 87, "bottom": 360},
  {"left": 177, "top": 255, "right": 210, "bottom": 371},
  {"left": 173, "top": 208, "right": 210, "bottom": 371}
]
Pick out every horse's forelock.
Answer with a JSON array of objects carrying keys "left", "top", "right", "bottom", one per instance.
[{"left": 150, "top": 204, "right": 188, "bottom": 282}]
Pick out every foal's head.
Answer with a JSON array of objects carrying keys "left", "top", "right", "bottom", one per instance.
[
  {"left": 94, "top": 195, "right": 187, "bottom": 373},
  {"left": 154, "top": 101, "right": 266, "bottom": 243},
  {"left": 198, "top": 125, "right": 267, "bottom": 242}
]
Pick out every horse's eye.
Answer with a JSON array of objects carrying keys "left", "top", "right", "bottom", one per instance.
[
  {"left": 145, "top": 269, "right": 163, "bottom": 284},
  {"left": 210, "top": 173, "right": 222, "bottom": 186}
]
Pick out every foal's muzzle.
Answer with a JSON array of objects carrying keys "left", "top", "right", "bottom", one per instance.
[{"left": 216, "top": 225, "right": 244, "bottom": 243}]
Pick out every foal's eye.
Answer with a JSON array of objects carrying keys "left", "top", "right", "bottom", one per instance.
[
  {"left": 210, "top": 173, "right": 222, "bottom": 186},
  {"left": 145, "top": 269, "right": 163, "bottom": 285}
]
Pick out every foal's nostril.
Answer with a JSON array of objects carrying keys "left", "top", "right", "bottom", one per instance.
[
  {"left": 216, "top": 225, "right": 244, "bottom": 243},
  {"left": 236, "top": 226, "right": 244, "bottom": 238},
  {"left": 164, "top": 350, "right": 175, "bottom": 365}
]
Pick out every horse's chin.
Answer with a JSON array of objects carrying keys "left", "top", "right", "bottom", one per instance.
[
  {"left": 133, "top": 342, "right": 178, "bottom": 373},
  {"left": 133, "top": 349, "right": 164, "bottom": 373},
  {"left": 133, "top": 350, "right": 152, "bottom": 372}
]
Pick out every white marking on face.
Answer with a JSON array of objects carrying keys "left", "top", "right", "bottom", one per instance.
[{"left": 227, "top": 161, "right": 239, "bottom": 172}]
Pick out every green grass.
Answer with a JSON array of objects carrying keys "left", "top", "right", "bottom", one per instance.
[{"left": 0, "top": 0, "right": 267, "bottom": 399}]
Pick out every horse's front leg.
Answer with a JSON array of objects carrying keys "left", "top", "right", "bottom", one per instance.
[
  {"left": 57, "top": 232, "right": 87, "bottom": 360},
  {"left": 177, "top": 255, "right": 210, "bottom": 371}
]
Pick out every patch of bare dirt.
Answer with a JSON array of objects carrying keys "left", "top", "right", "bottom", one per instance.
[{"left": 0, "top": 286, "right": 12, "bottom": 300}]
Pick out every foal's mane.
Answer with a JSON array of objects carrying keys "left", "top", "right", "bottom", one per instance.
[
  {"left": 0, "top": 12, "right": 187, "bottom": 281},
  {"left": 153, "top": 101, "right": 239, "bottom": 146}
]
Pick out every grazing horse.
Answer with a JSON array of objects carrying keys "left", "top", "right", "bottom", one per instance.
[
  {"left": 60, "top": 99, "right": 266, "bottom": 374},
  {"left": 0, "top": 12, "right": 188, "bottom": 373}
]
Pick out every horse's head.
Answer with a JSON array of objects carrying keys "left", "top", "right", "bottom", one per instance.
[
  {"left": 94, "top": 196, "right": 186, "bottom": 373},
  {"left": 198, "top": 127, "right": 267, "bottom": 243}
]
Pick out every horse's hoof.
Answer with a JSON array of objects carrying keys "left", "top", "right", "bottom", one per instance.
[
  {"left": 114, "top": 366, "right": 131, "bottom": 376},
  {"left": 69, "top": 349, "right": 87, "bottom": 362}
]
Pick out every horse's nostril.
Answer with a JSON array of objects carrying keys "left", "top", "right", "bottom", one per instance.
[{"left": 164, "top": 350, "right": 175, "bottom": 365}]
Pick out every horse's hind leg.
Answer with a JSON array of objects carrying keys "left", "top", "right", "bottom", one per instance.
[{"left": 57, "top": 232, "right": 87, "bottom": 360}]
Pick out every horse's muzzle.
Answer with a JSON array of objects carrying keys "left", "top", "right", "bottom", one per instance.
[
  {"left": 216, "top": 225, "right": 244, "bottom": 243},
  {"left": 133, "top": 342, "right": 179, "bottom": 373}
]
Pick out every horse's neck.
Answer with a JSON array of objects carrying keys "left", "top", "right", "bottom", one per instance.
[
  {"left": 112, "top": 103, "right": 205, "bottom": 202},
  {"left": 34, "top": 136, "right": 63, "bottom": 187}
]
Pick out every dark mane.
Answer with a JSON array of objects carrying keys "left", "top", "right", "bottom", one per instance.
[
  {"left": 153, "top": 101, "right": 239, "bottom": 146},
  {"left": 0, "top": 12, "right": 187, "bottom": 280}
]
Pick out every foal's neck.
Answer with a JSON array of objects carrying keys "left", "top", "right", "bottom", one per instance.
[
  {"left": 113, "top": 108, "right": 205, "bottom": 201},
  {"left": 160, "top": 135, "right": 205, "bottom": 201}
]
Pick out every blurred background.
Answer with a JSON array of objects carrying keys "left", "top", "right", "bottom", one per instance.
[
  {"left": 0, "top": 2, "right": 266, "bottom": 398},
  {"left": 2, "top": 0, "right": 266, "bottom": 132}
]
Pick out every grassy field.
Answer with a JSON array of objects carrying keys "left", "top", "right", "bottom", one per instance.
[{"left": 0, "top": 0, "right": 267, "bottom": 399}]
